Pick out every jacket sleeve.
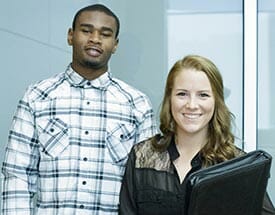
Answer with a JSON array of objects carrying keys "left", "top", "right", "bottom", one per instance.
[
  {"left": 119, "top": 147, "right": 137, "bottom": 215},
  {"left": 262, "top": 192, "right": 275, "bottom": 215}
]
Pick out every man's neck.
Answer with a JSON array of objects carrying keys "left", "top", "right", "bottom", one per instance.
[{"left": 71, "top": 63, "right": 107, "bottom": 80}]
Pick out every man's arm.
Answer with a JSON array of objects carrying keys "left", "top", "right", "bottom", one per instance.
[
  {"left": 2, "top": 92, "right": 39, "bottom": 215},
  {"left": 133, "top": 94, "right": 158, "bottom": 143}
]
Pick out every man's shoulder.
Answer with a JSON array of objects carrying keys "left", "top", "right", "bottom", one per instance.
[
  {"left": 32, "top": 72, "right": 65, "bottom": 87},
  {"left": 24, "top": 72, "right": 65, "bottom": 100},
  {"left": 109, "top": 77, "right": 154, "bottom": 110},
  {"left": 111, "top": 77, "right": 147, "bottom": 97}
]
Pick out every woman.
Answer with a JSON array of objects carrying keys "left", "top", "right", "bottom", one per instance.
[{"left": 119, "top": 55, "right": 275, "bottom": 214}]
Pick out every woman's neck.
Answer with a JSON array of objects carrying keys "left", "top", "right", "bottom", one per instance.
[
  {"left": 173, "top": 131, "right": 207, "bottom": 184},
  {"left": 175, "top": 130, "right": 207, "bottom": 156}
]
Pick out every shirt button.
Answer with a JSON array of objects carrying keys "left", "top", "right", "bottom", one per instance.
[
  {"left": 80, "top": 205, "right": 84, "bottom": 209},
  {"left": 87, "top": 82, "right": 91, "bottom": 86},
  {"left": 86, "top": 101, "right": 90, "bottom": 105},
  {"left": 82, "top": 181, "right": 87, "bottom": 185},
  {"left": 85, "top": 131, "right": 89, "bottom": 135},
  {"left": 50, "top": 128, "right": 55, "bottom": 133},
  {"left": 120, "top": 134, "right": 124, "bottom": 139},
  {"left": 83, "top": 157, "right": 88, "bottom": 161}
]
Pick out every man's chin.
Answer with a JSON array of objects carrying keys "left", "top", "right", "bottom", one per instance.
[{"left": 82, "top": 60, "right": 102, "bottom": 69}]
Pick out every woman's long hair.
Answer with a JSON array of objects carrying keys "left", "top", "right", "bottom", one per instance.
[{"left": 153, "top": 55, "right": 237, "bottom": 166}]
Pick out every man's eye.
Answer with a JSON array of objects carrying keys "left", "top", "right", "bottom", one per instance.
[
  {"left": 82, "top": 29, "right": 90, "bottom": 33},
  {"left": 101, "top": 32, "right": 112, "bottom": 37}
]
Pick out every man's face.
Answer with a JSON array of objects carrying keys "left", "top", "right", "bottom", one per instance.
[{"left": 68, "top": 10, "right": 118, "bottom": 72}]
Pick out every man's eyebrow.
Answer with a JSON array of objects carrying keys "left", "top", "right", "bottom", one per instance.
[
  {"left": 80, "top": 23, "right": 114, "bottom": 33},
  {"left": 80, "top": 23, "right": 94, "bottom": 28},
  {"left": 101, "top": 26, "right": 114, "bottom": 33}
]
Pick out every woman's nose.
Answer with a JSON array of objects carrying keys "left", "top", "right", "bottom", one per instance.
[{"left": 186, "top": 97, "right": 198, "bottom": 108}]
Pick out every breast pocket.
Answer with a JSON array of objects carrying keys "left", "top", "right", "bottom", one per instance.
[
  {"left": 106, "top": 123, "right": 136, "bottom": 165},
  {"left": 37, "top": 118, "right": 69, "bottom": 158}
]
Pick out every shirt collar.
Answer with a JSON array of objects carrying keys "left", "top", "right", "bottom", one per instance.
[
  {"left": 167, "top": 136, "right": 202, "bottom": 168},
  {"left": 65, "top": 64, "right": 112, "bottom": 90},
  {"left": 167, "top": 137, "right": 180, "bottom": 161}
]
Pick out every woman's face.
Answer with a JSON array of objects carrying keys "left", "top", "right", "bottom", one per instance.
[{"left": 171, "top": 68, "right": 215, "bottom": 136}]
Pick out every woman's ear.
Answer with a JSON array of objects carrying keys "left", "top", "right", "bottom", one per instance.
[{"left": 67, "top": 28, "right": 73, "bottom": 46}]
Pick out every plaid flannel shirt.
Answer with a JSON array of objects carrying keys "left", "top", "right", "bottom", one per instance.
[{"left": 1, "top": 65, "right": 157, "bottom": 215}]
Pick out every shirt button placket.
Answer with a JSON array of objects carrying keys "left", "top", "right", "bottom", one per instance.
[{"left": 78, "top": 129, "right": 91, "bottom": 210}]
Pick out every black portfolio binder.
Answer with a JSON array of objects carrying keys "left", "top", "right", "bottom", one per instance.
[{"left": 185, "top": 150, "right": 272, "bottom": 215}]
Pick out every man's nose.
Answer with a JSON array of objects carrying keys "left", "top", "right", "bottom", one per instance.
[{"left": 89, "top": 31, "right": 101, "bottom": 43}]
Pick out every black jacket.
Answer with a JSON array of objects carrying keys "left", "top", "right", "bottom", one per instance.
[{"left": 119, "top": 135, "right": 275, "bottom": 215}]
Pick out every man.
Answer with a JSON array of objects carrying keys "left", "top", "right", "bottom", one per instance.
[{"left": 1, "top": 4, "right": 157, "bottom": 214}]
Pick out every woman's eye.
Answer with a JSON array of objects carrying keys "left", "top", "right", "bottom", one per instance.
[
  {"left": 200, "top": 93, "right": 210, "bottom": 98},
  {"left": 177, "top": 92, "right": 187, "bottom": 96}
]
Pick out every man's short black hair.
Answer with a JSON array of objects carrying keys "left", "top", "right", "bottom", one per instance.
[{"left": 72, "top": 4, "right": 120, "bottom": 38}]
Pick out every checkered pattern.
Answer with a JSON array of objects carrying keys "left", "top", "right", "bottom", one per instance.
[{"left": 1, "top": 65, "right": 158, "bottom": 214}]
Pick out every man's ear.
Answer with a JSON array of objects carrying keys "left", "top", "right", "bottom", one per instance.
[
  {"left": 112, "top": 38, "right": 119, "bottom": 53},
  {"left": 67, "top": 28, "right": 73, "bottom": 46}
]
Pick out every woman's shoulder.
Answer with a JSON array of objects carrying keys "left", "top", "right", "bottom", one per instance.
[
  {"left": 233, "top": 146, "right": 246, "bottom": 157},
  {"left": 133, "top": 135, "right": 173, "bottom": 172}
]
